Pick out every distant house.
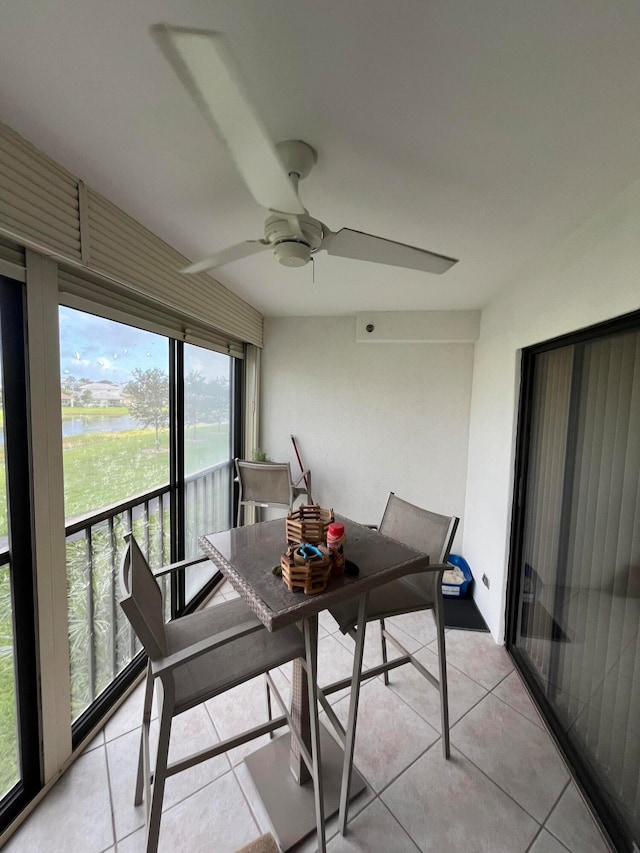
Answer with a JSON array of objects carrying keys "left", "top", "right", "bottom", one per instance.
[
  {"left": 60, "top": 392, "right": 73, "bottom": 407},
  {"left": 77, "top": 381, "right": 127, "bottom": 408}
]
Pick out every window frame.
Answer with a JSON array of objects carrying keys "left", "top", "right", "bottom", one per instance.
[{"left": 0, "top": 274, "right": 42, "bottom": 829}]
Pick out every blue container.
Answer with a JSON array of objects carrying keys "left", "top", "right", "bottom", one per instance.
[{"left": 442, "top": 553, "right": 473, "bottom": 598}]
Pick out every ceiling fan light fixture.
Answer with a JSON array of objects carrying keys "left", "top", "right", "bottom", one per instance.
[{"left": 274, "top": 240, "right": 311, "bottom": 267}]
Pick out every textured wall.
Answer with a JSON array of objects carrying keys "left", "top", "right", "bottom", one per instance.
[{"left": 260, "top": 315, "right": 474, "bottom": 547}]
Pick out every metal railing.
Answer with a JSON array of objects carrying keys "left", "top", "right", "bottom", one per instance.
[{"left": 66, "top": 460, "right": 232, "bottom": 720}]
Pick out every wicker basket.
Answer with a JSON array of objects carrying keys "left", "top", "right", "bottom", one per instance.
[
  {"left": 281, "top": 544, "right": 332, "bottom": 595},
  {"left": 286, "top": 505, "right": 334, "bottom": 545}
]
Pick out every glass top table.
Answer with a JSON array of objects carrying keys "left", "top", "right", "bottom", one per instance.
[{"left": 199, "top": 514, "right": 430, "bottom": 850}]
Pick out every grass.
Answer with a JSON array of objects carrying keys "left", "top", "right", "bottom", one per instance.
[
  {"left": 0, "top": 422, "right": 230, "bottom": 530},
  {"left": 61, "top": 406, "right": 129, "bottom": 418}
]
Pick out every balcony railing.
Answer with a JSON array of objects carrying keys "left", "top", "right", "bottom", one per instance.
[{"left": 66, "top": 460, "right": 232, "bottom": 720}]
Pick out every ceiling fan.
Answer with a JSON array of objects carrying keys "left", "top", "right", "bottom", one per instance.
[{"left": 152, "top": 25, "right": 458, "bottom": 276}]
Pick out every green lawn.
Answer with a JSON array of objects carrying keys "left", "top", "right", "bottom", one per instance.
[
  {"left": 0, "top": 421, "right": 230, "bottom": 538},
  {"left": 61, "top": 406, "right": 129, "bottom": 418},
  {"left": 62, "top": 422, "right": 230, "bottom": 518}
]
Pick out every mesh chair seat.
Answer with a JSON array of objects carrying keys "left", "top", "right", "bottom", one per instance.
[
  {"left": 329, "top": 577, "right": 435, "bottom": 634},
  {"left": 166, "top": 599, "right": 306, "bottom": 714}
]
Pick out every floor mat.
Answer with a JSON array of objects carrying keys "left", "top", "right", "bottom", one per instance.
[{"left": 443, "top": 596, "right": 489, "bottom": 631}]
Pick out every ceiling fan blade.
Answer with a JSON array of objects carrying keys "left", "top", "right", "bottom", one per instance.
[
  {"left": 322, "top": 228, "right": 458, "bottom": 275},
  {"left": 152, "top": 25, "right": 305, "bottom": 215},
  {"left": 181, "top": 239, "right": 270, "bottom": 274}
]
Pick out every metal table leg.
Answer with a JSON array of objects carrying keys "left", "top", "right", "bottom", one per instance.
[{"left": 243, "top": 613, "right": 366, "bottom": 850}]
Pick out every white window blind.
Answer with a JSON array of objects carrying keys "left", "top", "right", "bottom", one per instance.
[
  {"left": 0, "top": 120, "right": 263, "bottom": 349},
  {"left": 58, "top": 267, "right": 244, "bottom": 359}
]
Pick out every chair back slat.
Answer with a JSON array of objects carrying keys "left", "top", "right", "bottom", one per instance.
[
  {"left": 119, "top": 534, "right": 167, "bottom": 660},
  {"left": 236, "top": 460, "right": 294, "bottom": 505},
  {"left": 379, "top": 493, "right": 459, "bottom": 597}
]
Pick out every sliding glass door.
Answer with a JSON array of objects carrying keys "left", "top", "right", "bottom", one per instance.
[
  {"left": 182, "top": 343, "right": 234, "bottom": 604},
  {"left": 508, "top": 312, "right": 640, "bottom": 853},
  {"left": 60, "top": 306, "right": 239, "bottom": 738}
]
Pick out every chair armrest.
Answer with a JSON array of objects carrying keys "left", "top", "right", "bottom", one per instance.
[
  {"left": 152, "top": 555, "right": 211, "bottom": 578},
  {"left": 153, "top": 618, "right": 263, "bottom": 675}
]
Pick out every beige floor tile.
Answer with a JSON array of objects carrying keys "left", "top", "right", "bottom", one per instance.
[
  {"left": 386, "top": 645, "right": 487, "bottom": 730},
  {"left": 451, "top": 692, "right": 568, "bottom": 822},
  {"left": 381, "top": 745, "right": 539, "bottom": 853},
  {"left": 331, "top": 679, "right": 440, "bottom": 793},
  {"left": 492, "top": 670, "right": 544, "bottom": 728},
  {"left": 319, "top": 610, "right": 341, "bottom": 635},
  {"left": 529, "top": 828, "right": 574, "bottom": 853},
  {"left": 387, "top": 610, "right": 439, "bottom": 647},
  {"left": 107, "top": 705, "right": 231, "bottom": 841},
  {"left": 327, "top": 798, "right": 420, "bottom": 852},
  {"left": 206, "top": 670, "right": 291, "bottom": 766},
  {"left": 316, "top": 634, "right": 363, "bottom": 705},
  {"left": 117, "top": 770, "right": 260, "bottom": 853},
  {"left": 333, "top": 619, "right": 421, "bottom": 673},
  {"left": 161, "top": 704, "right": 233, "bottom": 809},
  {"left": 3, "top": 747, "right": 114, "bottom": 853},
  {"left": 436, "top": 628, "right": 513, "bottom": 690},
  {"left": 545, "top": 783, "right": 611, "bottom": 853},
  {"left": 105, "top": 727, "right": 146, "bottom": 841},
  {"left": 104, "top": 678, "right": 156, "bottom": 743}
]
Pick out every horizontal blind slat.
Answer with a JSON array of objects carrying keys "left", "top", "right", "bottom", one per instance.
[
  {"left": 87, "top": 189, "right": 262, "bottom": 346},
  {"left": 0, "top": 212, "right": 81, "bottom": 256},
  {"left": 0, "top": 122, "right": 81, "bottom": 259},
  {"left": 0, "top": 120, "right": 263, "bottom": 347},
  {"left": 0, "top": 129, "right": 79, "bottom": 194},
  {"left": 0, "top": 167, "right": 80, "bottom": 228}
]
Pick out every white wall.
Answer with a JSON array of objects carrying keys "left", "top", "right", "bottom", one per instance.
[
  {"left": 260, "top": 316, "right": 474, "bottom": 545},
  {"left": 464, "top": 177, "right": 640, "bottom": 641}
]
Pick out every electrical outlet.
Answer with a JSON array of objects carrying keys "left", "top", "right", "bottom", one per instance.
[{"left": 482, "top": 573, "right": 490, "bottom": 589}]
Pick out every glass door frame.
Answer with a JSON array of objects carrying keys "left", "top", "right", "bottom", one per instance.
[
  {"left": 69, "top": 327, "right": 242, "bottom": 746},
  {"left": 169, "top": 339, "right": 242, "bottom": 617},
  {"left": 506, "top": 307, "right": 640, "bottom": 853},
  {"left": 0, "top": 275, "right": 41, "bottom": 828}
]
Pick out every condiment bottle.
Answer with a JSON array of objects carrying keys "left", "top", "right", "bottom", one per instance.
[{"left": 327, "top": 522, "right": 346, "bottom": 575}]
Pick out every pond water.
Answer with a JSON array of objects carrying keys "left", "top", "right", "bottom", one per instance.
[
  {"left": 0, "top": 414, "right": 140, "bottom": 446},
  {"left": 61, "top": 414, "right": 138, "bottom": 437}
]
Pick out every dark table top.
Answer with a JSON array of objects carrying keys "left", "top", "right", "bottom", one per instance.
[{"left": 199, "top": 515, "right": 429, "bottom": 631}]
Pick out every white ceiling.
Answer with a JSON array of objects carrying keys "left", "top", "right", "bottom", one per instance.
[{"left": 2, "top": 0, "right": 640, "bottom": 317}]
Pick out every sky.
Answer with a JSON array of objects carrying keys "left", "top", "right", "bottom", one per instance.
[{"left": 59, "top": 306, "right": 230, "bottom": 385}]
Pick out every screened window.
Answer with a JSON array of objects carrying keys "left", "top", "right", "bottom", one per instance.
[{"left": 60, "top": 306, "right": 238, "bottom": 729}]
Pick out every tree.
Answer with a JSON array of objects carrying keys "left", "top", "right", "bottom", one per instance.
[
  {"left": 79, "top": 388, "right": 94, "bottom": 408},
  {"left": 124, "top": 368, "right": 169, "bottom": 449},
  {"left": 184, "top": 370, "right": 208, "bottom": 437}
]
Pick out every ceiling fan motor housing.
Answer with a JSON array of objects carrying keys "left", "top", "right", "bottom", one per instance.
[
  {"left": 274, "top": 241, "right": 311, "bottom": 267},
  {"left": 265, "top": 213, "right": 324, "bottom": 267}
]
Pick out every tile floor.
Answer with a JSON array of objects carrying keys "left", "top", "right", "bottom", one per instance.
[{"left": 3, "top": 582, "right": 612, "bottom": 853}]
